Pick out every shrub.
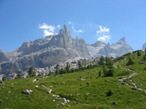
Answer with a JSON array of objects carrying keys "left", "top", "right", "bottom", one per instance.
[
  {"left": 117, "top": 71, "right": 130, "bottom": 76},
  {"left": 126, "top": 56, "right": 134, "bottom": 66},
  {"left": 104, "top": 69, "right": 114, "bottom": 77},
  {"left": 28, "top": 67, "right": 35, "bottom": 77},
  {"left": 106, "top": 90, "right": 113, "bottom": 96}
]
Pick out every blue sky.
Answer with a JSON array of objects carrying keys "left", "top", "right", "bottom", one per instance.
[{"left": 0, "top": 0, "right": 146, "bottom": 52}]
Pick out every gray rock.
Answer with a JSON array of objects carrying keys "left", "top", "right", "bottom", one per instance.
[
  {"left": 142, "top": 42, "right": 146, "bottom": 50},
  {"left": 91, "top": 37, "right": 133, "bottom": 57},
  {"left": 0, "top": 50, "right": 9, "bottom": 63},
  {"left": 22, "top": 89, "right": 33, "bottom": 94},
  {"left": 0, "top": 26, "right": 133, "bottom": 75}
]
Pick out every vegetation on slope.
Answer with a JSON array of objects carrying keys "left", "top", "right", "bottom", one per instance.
[{"left": 0, "top": 50, "right": 146, "bottom": 109}]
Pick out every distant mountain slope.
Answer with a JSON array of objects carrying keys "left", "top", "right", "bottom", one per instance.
[
  {"left": 0, "top": 25, "right": 133, "bottom": 75},
  {"left": 0, "top": 50, "right": 9, "bottom": 63},
  {"left": 142, "top": 42, "right": 146, "bottom": 50},
  {"left": 0, "top": 25, "right": 90, "bottom": 74},
  {"left": 88, "top": 37, "right": 133, "bottom": 57}
]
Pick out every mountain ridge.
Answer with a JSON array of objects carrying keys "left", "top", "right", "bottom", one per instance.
[{"left": 0, "top": 25, "right": 133, "bottom": 75}]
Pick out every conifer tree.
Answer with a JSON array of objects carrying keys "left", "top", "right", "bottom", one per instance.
[
  {"left": 66, "top": 62, "right": 70, "bottom": 73},
  {"left": 78, "top": 60, "right": 82, "bottom": 69},
  {"left": 28, "top": 67, "right": 35, "bottom": 77},
  {"left": 99, "top": 56, "right": 105, "bottom": 65},
  {"left": 126, "top": 56, "right": 134, "bottom": 65},
  {"left": 137, "top": 50, "right": 141, "bottom": 56},
  {"left": 55, "top": 64, "right": 60, "bottom": 75}
]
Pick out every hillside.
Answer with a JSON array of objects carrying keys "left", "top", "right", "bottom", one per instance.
[{"left": 0, "top": 50, "right": 146, "bottom": 109}]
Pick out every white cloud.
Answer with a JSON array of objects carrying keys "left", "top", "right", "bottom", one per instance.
[
  {"left": 39, "top": 23, "right": 55, "bottom": 36},
  {"left": 67, "top": 21, "right": 73, "bottom": 24},
  {"left": 73, "top": 29, "right": 83, "bottom": 33},
  {"left": 96, "top": 25, "right": 111, "bottom": 42},
  {"left": 98, "top": 35, "right": 111, "bottom": 42},
  {"left": 39, "top": 23, "right": 55, "bottom": 32},
  {"left": 96, "top": 25, "right": 110, "bottom": 33},
  {"left": 67, "top": 21, "right": 83, "bottom": 33},
  {"left": 57, "top": 25, "right": 61, "bottom": 29},
  {"left": 44, "top": 30, "right": 54, "bottom": 36}
]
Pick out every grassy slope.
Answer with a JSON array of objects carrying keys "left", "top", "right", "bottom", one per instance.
[{"left": 0, "top": 51, "right": 146, "bottom": 109}]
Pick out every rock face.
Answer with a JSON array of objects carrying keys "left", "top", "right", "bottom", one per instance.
[
  {"left": 142, "top": 42, "right": 146, "bottom": 50},
  {"left": 88, "top": 37, "right": 133, "bottom": 58},
  {"left": 109, "top": 37, "right": 133, "bottom": 57},
  {"left": 0, "top": 50, "right": 9, "bottom": 63},
  {"left": 0, "top": 25, "right": 90, "bottom": 74},
  {"left": 0, "top": 25, "right": 133, "bottom": 75}
]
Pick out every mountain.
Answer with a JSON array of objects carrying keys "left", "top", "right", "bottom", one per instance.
[
  {"left": 88, "top": 37, "right": 133, "bottom": 58},
  {"left": 0, "top": 25, "right": 133, "bottom": 75},
  {"left": 142, "top": 42, "right": 146, "bottom": 50},
  {"left": 0, "top": 25, "right": 90, "bottom": 75},
  {"left": 0, "top": 50, "right": 9, "bottom": 63},
  {"left": 87, "top": 41, "right": 106, "bottom": 57}
]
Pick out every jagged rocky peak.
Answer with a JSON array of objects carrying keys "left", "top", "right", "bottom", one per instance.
[
  {"left": 91, "top": 40, "right": 106, "bottom": 47},
  {"left": 117, "top": 37, "right": 126, "bottom": 44},
  {"left": 59, "top": 25, "right": 70, "bottom": 35},
  {"left": 0, "top": 49, "right": 3, "bottom": 53},
  {"left": 142, "top": 42, "right": 146, "bottom": 50},
  {"left": 0, "top": 22, "right": 134, "bottom": 75},
  {"left": 49, "top": 25, "right": 73, "bottom": 49},
  {"left": 0, "top": 49, "right": 9, "bottom": 63},
  {"left": 21, "top": 42, "right": 31, "bottom": 48}
]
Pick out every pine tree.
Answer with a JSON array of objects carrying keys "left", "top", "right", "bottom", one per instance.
[
  {"left": 2, "top": 75, "right": 6, "bottom": 81},
  {"left": 99, "top": 56, "right": 105, "bottom": 65},
  {"left": 16, "top": 71, "right": 22, "bottom": 79},
  {"left": 28, "top": 67, "right": 35, "bottom": 77},
  {"left": 105, "top": 57, "right": 114, "bottom": 68},
  {"left": 126, "top": 56, "right": 134, "bottom": 66},
  {"left": 137, "top": 50, "right": 141, "bottom": 56},
  {"left": 144, "top": 48, "right": 146, "bottom": 61},
  {"left": 98, "top": 70, "right": 101, "bottom": 77},
  {"left": 78, "top": 60, "right": 82, "bottom": 69},
  {"left": 145, "top": 48, "right": 146, "bottom": 56},
  {"left": 102, "top": 65, "right": 107, "bottom": 77},
  {"left": 66, "top": 62, "right": 70, "bottom": 73},
  {"left": 59, "top": 68, "right": 66, "bottom": 74},
  {"left": 55, "top": 64, "right": 60, "bottom": 75}
]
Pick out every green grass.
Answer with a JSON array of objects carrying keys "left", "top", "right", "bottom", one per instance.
[{"left": 1, "top": 50, "right": 146, "bottom": 109}]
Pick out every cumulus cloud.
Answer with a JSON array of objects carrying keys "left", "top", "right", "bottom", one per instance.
[
  {"left": 39, "top": 23, "right": 55, "bottom": 32},
  {"left": 43, "top": 30, "right": 54, "bottom": 36},
  {"left": 98, "top": 35, "right": 111, "bottom": 42},
  {"left": 96, "top": 25, "right": 111, "bottom": 42},
  {"left": 74, "top": 29, "right": 83, "bottom": 33},
  {"left": 67, "top": 21, "right": 83, "bottom": 33},
  {"left": 39, "top": 23, "right": 55, "bottom": 36},
  {"left": 57, "top": 25, "right": 61, "bottom": 29},
  {"left": 96, "top": 25, "right": 110, "bottom": 33},
  {"left": 67, "top": 21, "right": 72, "bottom": 25}
]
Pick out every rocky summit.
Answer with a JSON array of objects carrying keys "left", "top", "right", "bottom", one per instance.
[
  {"left": 0, "top": 50, "right": 9, "bottom": 63},
  {"left": 88, "top": 37, "right": 133, "bottom": 58},
  {"left": 142, "top": 42, "right": 146, "bottom": 50},
  {"left": 0, "top": 25, "right": 133, "bottom": 75}
]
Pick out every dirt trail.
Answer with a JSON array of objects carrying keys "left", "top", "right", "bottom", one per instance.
[{"left": 114, "top": 63, "right": 146, "bottom": 93}]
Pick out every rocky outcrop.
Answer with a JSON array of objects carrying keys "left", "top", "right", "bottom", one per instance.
[
  {"left": 0, "top": 26, "right": 133, "bottom": 75},
  {"left": 0, "top": 25, "right": 90, "bottom": 74},
  {"left": 89, "top": 37, "right": 133, "bottom": 57},
  {"left": 73, "top": 38, "right": 90, "bottom": 58},
  {"left": 142, "top": 42, "right": 146, "bottom": 50},
  {"left": 0, "top": 50, "right": 9, "bottom": 63},
  {"left": 109, "top": 37, "right": 133, "bottom": 57}
]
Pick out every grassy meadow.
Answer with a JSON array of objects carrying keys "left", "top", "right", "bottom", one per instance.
[{"left": 0, "top": 50, "right": 146, "bottom": 109}]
